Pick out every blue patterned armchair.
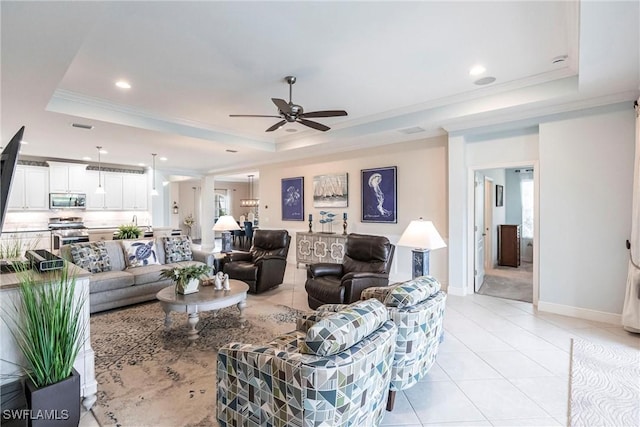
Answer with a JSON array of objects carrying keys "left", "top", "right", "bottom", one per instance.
[
  {"left": 361, "top": 276, "right": 446, "bottom": 411},
  {"left": 217, "top": 299, "right": 398, "bottom": 426}
]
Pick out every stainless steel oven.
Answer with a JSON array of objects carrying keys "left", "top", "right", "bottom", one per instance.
[{"left": 48, "top": 217, "right": 89, "bottom": 251}]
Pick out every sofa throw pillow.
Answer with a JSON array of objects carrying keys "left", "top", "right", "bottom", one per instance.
[
  {"left": 69, "top": 241, "right": 112, "bottom": 273},
  {"left": 121, "top": 239, "right": 160, "bottom": 268},
  {"left": 163, "top": 236, "right": 193, "bottom": 263},
  {"left": 383, "top": 276, "right": 441, "bottom": 309},
  {"left": 299, "top": 299, "right": 388, "bottom": 357}
]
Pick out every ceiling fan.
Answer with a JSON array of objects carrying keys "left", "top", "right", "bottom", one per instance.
[{"left": 230, "top": 76, "right": 348, "bottom": 132}]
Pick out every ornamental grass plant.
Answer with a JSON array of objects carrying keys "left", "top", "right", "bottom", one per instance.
[{"left": 3, "top": 263, "right": 86, "bottom": 388}]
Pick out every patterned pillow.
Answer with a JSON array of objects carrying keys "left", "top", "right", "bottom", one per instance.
[
  {"left": 383, "top": 276, "right": 441, "bottom": 309},
  {"left": 163, "top": 236, "right": 193, "bottom": 263},
  {"left": 69, "top": 241, "right": 111, "bottom": 273},
  {"left": 121, "top": 239, "right": 160, "bottom": 268},
  {"left": 299, "top": 299, "right": 389, "bottom": 356}
]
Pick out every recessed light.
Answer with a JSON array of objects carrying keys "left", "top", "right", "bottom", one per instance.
[
  {"left": 469, "top": 65, "right": 486, "bottom": 76},
  {"left": 159, "top": 157, "right": 168, "bottom": 161},
  {"left": 138, "top": 163, "right": 146, "bottom": 167},
  {"left": 474, "top": 76, "right": 496, "bottom": 86},
  {"left": 82, "top": 156, "right": 92, "bottom": 161},
  {"left": 99, "top": 149, "right": 108, "bottom": 155},
  {"left": 115, "top": 80, "right": 131, "bottom": 89},
  {"left": 226, "top": 149, "right": 238, "bottom": 153}
]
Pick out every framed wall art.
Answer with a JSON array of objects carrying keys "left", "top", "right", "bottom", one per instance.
[
  {"left": 496, "top": 184, "right": 504, "bottom": 207},
  {"left": 361, "top": 166, "right": 397, "bottom": 223},
  {"left": 281, "top": 177, "right": 304, "bottom": 221},
  {"left": 313, "top": 173, "right": 348, "bottom": 208}
]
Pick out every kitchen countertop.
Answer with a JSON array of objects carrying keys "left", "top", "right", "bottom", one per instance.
[
  {"left": 1, "top": 227, "right": 51, "bottom": 233},
  {"left": 0, "top": 262, "right": 90, "bottom": 290}
]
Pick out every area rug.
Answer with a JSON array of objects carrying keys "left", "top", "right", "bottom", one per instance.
[
  {"left": 89, "top": 300, "right": 306, "bottom": 427},
  {"left": 569, "top": 338, "right": 640, "bottom": 427},
  {"left": 477, "top": 262, "right": 533, "bottom": 303}
]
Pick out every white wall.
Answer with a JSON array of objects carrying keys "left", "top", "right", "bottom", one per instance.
[
  {"left": 449, "top": 103, "right": 636, "bottom": 322},
  {"left": 538, "top": 107, "right": 635, "bottom": 319},
  {"left": 258, "top": 137, "right": 449, "bottom": 285},
  {"left": 449, "top": 129, "right": 539, "bottom": 295}
]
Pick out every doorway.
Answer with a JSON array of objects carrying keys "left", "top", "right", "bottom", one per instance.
[{"left": 473, "top": 166, "right": 536, "bottom": 304}]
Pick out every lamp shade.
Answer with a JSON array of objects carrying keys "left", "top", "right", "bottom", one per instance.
[
  {"left": 397, "top": 219, "right": 446, "bottom": 250},
  {"left": 212, "top": 215, "right": 241, "bottom": 232}
]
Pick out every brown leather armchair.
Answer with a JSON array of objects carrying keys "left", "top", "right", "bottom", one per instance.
[
  {"left": 305, "top": 233, "right": 395, "bottom": 309},
  {"left": 223, "top": 229, "right": 291, "bottom": 294}
]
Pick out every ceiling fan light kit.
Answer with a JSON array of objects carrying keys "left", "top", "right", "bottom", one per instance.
[{"left": 230, "top": 75, "right": 348, "bottom": 132}]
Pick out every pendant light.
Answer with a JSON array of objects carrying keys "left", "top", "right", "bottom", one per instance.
[
  {"left": 150, "top": 153, "right": 158, "bottom": 196},
  {"left": 95, "top": 146, "right": 105, "bottom": 194},
  {"left": 240, "top": 174, "right": 259, "bottom": 207}
]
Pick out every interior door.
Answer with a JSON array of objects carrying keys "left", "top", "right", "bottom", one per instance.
[
  {"left": 474, "top": 174, "right": 485, "bottom": 292},
  {"left": 484, "top": 178, "right": 494, "bottom": 272}
]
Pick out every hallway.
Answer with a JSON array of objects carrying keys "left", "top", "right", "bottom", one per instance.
[{"left": 478, "top": 261, "right": 533, "bottom": 303}]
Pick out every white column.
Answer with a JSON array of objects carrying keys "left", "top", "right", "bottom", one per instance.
[
  {"left": 448, "top": 134, "right": 468, "bottom": 295},
  {"left": 200, "top": 175, "right": 216, "bottom": 252}
]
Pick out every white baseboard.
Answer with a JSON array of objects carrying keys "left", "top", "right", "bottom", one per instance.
[
  {"left": 446, "top": 285, "right": 467, "bottom": 296},
  {"left": 537, "top": 301, "right": 621, "bottom": 326}
]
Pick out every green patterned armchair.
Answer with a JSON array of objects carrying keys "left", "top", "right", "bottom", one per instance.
[{"left": 217, "top": 299, "right": 398, "bottom": 426}]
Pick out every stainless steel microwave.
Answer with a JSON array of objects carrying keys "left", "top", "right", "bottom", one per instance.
[{"left": 49, "top": 193, "right": 86, "bottom": 209}]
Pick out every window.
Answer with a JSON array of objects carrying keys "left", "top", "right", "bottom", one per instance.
[
  {"left": 214, "top": 189, "right": 229, "bottom": 221},
  {"left": 521, "top": 179, "right": 534, "bottom": 238}
]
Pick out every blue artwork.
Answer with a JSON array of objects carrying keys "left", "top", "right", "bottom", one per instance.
[
  {"left": 281, "top": 177, "right": 304, "bottom": 221},
  {"left": 361, "top": 166, "right": 397, "bottom": 223}
]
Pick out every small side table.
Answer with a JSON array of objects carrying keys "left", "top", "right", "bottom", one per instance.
[{"left": 212, "top": 252, "right": 228, "bottom": 273}]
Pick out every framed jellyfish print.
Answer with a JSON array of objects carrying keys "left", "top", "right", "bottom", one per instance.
[{"left": 361, "top": 166, "right": 397, "bottom": 223}]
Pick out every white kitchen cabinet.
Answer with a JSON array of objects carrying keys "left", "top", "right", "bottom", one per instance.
[
  {"left": 7, "top": 165, "right": 49, "bottom": 211},
  {"left": 84, "top": 171, "right": 103, "bottom": 210},
  {"left": 47, "top": 162, "right": 87, "bottom": 193},
  {"left": 122, "top": 173, "right": 148, "bottom": 211},
  {"left": 85, "top": 171, "right": 123, "bottom": 210},
  {"left": 104, "top": 173, "right": 123, "bottom": 209}
]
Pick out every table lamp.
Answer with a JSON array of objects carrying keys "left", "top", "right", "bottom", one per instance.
[
  {"left": 213, "top": 215, "right": 241, "bottom": 253},
  {"left": 397, "top": 218, "right": 447, "bottom": 278}
]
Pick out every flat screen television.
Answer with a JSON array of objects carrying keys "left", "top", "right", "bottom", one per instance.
[{"left": 0, "top": 126, "right": 25, "bottom": 231}]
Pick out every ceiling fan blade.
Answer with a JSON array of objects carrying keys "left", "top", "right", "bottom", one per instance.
[
  {"left": 229, "top": 114, "right": 282, "bottom": 118},
  {"left": 265, "top": 120, "right": 287, "bottom": 132},
  {"left": 271, "top": 98, "right": 292, "bottom": 114},
  {"left": 297, "top": 118, "right": 330, "bottom": 132},
  {"left": 299, "top": 110, "right": 348, "bottom": 118}
]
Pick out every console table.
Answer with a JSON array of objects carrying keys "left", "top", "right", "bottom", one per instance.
[{"left": 296, "top": 232, "right": 347, "bottom": 268}]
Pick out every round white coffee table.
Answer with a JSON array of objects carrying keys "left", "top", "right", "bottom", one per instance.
[{"left": 156, "top": 279, "right": 249, "bottom": 340}]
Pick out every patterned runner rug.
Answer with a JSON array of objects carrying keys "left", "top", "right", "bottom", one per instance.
[
  {"left": 90, "top": 300, "right": 305, "bottom": 426},
  {"left": 569, "top": 338, "right": 640, "bottom": 427}
]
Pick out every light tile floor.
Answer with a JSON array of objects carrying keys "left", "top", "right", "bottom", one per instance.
[{"left": 81, "top": 263, "right": 640, "bottom": 427}]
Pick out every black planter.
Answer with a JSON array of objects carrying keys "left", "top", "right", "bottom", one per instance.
[{"left": 25, "top": 368, "right": 81, "bottom": 427}]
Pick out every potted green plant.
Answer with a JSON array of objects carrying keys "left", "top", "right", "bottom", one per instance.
[
  {"left": 3, "top": 263, "right": 86, "bottom": 427},
  {"left": 159, "top": 263, "right": 212, "bottom": 294},
  {"left": 114, "top": 224, "right": 142, "bottom": 240}
]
